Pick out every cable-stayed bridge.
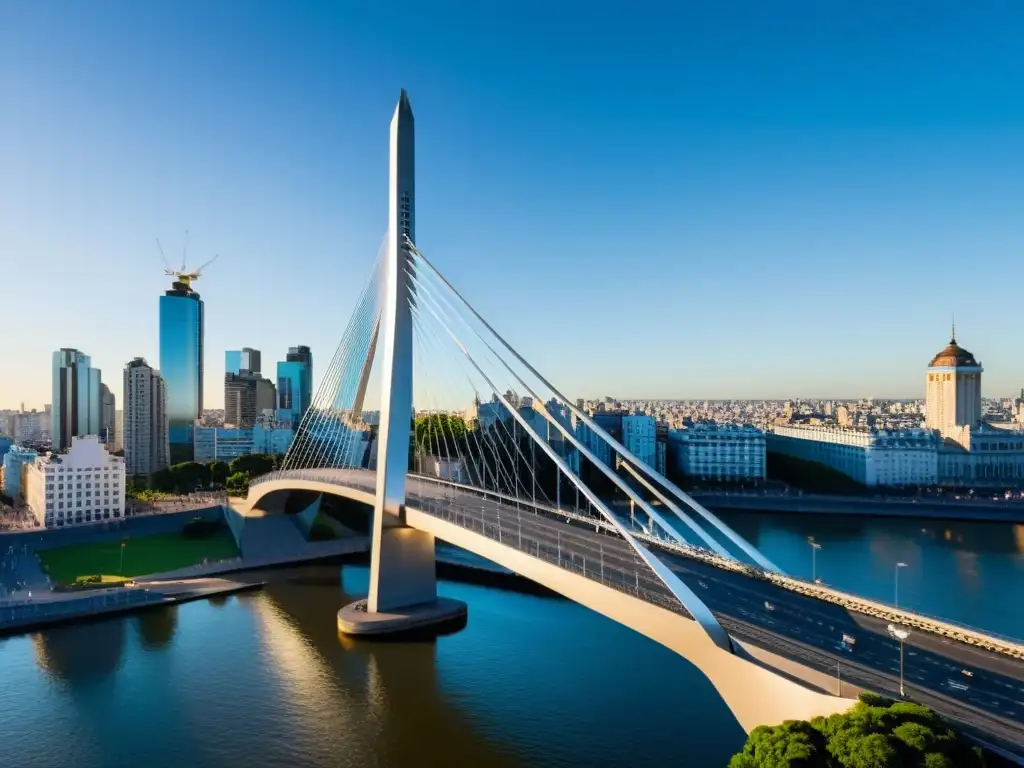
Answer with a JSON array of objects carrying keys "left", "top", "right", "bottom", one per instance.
[{"left": 244, "top": 92, "right": 1024, "bottom": 749}]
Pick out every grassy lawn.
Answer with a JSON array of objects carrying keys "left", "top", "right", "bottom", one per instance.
[{"left": 37, "top": 530, "right": 239, "bottom": 586}]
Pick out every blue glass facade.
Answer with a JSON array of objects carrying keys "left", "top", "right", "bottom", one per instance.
[
  {"left": 159, "top": 283, "right": 204, "bottom": 459},
  {"left": 2, "top": 445, "right": 38, "bottom": 499},
  {"left": 51, "top": 348, "right": 102, "bottom": 451},
  {"left": 225, "top": 350, "right": 242, "bottom": 376},
  {"left": 193, "top": 425, "right": 294, "bottom": 462},
  {"left": 276, "top": 346, "right": 312, "bottom": 427}
]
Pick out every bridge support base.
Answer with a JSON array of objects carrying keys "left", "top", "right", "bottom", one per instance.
[{"left": 337, "top": 596, "right": 467, "bottom": 637}]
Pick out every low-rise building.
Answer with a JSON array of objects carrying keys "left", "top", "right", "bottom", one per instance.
[
  {"left": 24, "top": 435, "right": 125, "bottom": 528},
  {"left": 668, "top": 424, "right": 766, "bottom": 482},
  {"left": 193, "top": 424, "right": 295, "bottom": 463}
]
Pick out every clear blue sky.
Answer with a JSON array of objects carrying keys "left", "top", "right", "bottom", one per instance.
[{"left": 3, "top": 1, "right": 1024, "bottom": 410}]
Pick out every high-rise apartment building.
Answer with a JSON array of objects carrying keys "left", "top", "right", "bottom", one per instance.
[
  {"left": 51, "top": 348, "right": 102, "bottom": 451},
  {"left": 124, "top": 357, "right": 169, "bottom": 476},
  {"left": 100, "top": 383, "right": 116, "bottom": 448},
  {"left": 277, "top": 345, "right": 313, "bottom": 427},
  {"left": 256, "top": 377, "right": 277, "bottom": 414},
  {"left": 225, "top": 372, "right": 259, "bottom": 428},
  {"left": 160, "top": 275, "right": 204, "bottom": 461}
]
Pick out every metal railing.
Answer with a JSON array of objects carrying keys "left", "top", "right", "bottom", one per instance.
[
  {"left": 249, "top": 468, "right": 1024, "bottom": 657},
  {"left": 410, "top": 490, "right": 687, "bottom": 617}
]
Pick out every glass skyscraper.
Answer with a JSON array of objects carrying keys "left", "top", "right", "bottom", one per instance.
[
  {"left": 159, "top": 277, "right": 204, "bottom": 462},
  {"left": 277, "top": 345, "right": 313, "bottom": 427},
  {"left": 51, "top": 348, "right": 102, "bottom": 452},
  {"left": 225, "top": 347, "right": 260, "bottom": 376}
]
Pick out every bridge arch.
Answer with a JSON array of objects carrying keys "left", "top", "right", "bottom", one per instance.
[{"left": 244, "top": 473, "right": 854, "bottom": 734}]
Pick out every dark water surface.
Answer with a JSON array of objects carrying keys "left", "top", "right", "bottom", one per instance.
[
  {"left": 0, "top": 509, "right": 1021, "bottom": 768},
  {"left": 716, "top": 510, "right": 1024, "bottom": 640},
  {"left": 0, "top": 563, "right": 742, "bottom": 768}
]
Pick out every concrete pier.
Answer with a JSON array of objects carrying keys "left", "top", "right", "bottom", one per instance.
[{"left": 337, "top": 596, "right": 467, "bottom": 637}]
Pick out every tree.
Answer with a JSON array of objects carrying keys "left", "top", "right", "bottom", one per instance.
[
  {"left": 169, "top": 461, "right": 211, "bottom": 492},
  {"left": 226, "top": 471, "right": 250, "bottom": 495},
  {"left": 229, "top": 454, "right": 275, "bottom": 478},
  {"left": 415, "top": 414, "right": 468, "bottom": 458},
  {"left": 732, "top": 695, "right": 988, "bottom": 768},
  {"left": 149, "top": 467, "right": 176, "bottom": 493},
  {"left": 728, "top": 721, "right": 828, "bottom": 767},
  {"left": 209, "top": 460, "right": 230, "bottom": 487}
]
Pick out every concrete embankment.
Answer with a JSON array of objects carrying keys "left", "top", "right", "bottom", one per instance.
[
  {"left": 0, "top": 579, "right": 263, "bottom": 635},
  {"left": 691, "top": 493, "right": 1024, "bottom": 523}
]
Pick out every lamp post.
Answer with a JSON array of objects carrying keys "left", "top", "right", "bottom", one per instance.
[
  {"left": 894, "top": 562, "right": 908, "bottom": 608},
  {"left": 888, "top": 623, "right": 910, "bottom": 697},
  {"left": 808, "top": 537, "right": 822, "bottom": 583}
]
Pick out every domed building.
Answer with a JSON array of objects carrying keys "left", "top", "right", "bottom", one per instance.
[
  {"left": 924, "top": 327, "right": 1024, "bottom": 487},
  {"left": 924, "top": 327, "right": 983, "bottom": 436}
]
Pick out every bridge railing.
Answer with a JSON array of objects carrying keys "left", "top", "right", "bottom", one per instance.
[
  {"left": 249, "top": 468, "right": 1024, "bottom": 657},
  {"left": 403, "top": 486, "right": 688, "bottom": 618}
]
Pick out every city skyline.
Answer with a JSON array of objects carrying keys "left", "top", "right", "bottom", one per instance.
[{"left": 4, "top": 3, "right": 1024, "bottom": 408}]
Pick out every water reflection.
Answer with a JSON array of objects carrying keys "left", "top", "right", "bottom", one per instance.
[
  {"left": 32, "top": 619, "right": 126, "bottom": 686},
  {"left": 134, "top": 606, "right": 178, "bottom": 650},
  {"left": 255, "top": 567, "right": 517, "bottom": 767}
]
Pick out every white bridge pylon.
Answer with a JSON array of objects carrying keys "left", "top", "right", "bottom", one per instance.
[
  {"left": 281, "top": 224, "right": 790, "bottom": 652},
  {"left": 279, "top": 89, "right": 781, "bottom": 653}
]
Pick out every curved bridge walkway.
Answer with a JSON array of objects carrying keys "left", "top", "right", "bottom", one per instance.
[{"left": 249, "top": 468, "right": 1024, "bottom": 753}]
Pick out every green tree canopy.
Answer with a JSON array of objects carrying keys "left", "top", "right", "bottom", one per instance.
[
  {"left": 731, "top": 694, "right": 988, "bottom": 768},
  {"left": 415, "top": 414, "right": 468, "bottom": 457},
  {"left": 229, "top": 454, "right": 275, "bottom": 478},
  {"left": 209, "top": 460, "right": 230, "bottom": 486},
  {"left": 169, "top": 461, "right": 211, "bottom": 492},
  {"left": 226, "top": 471, "right": 250, "bottom": 495}
]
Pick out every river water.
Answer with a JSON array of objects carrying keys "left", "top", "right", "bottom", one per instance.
[
  {"left": 715, "top": 510, "right": 1024, "bottom": 640},
  {"left": 0, "top": 510, "right": 1020, "bottom": 768}
]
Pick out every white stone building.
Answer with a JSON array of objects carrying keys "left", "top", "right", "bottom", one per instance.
[
  {"left": 768, "top": 424, "right": 939, "bottom": 487},
  {"left": 622, "top": 414, "right": 657, "bottom": 469},
  {"left": 124, "top": 358, "right": 169, "bottom": 476},
  {"left": 24, "top": 435, "right": 126, "bottom": 528},
  {"left": 668, "top": 424, "right": 766, "bottom": 481}
]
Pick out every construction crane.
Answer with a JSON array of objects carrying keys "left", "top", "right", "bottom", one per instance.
[{"left": 155, "top": 230, "right": 219, "bottom": 289}]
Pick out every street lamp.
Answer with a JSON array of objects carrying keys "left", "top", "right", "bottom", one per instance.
[
  {"left": 894, "top": 562, "right": 908, "bottom": 608},
  {"left": 807, "top": 537, "right": 822, "bottom": 583},
  {"left": 888, "top": 623, "right": 910, "bottom": 697}
]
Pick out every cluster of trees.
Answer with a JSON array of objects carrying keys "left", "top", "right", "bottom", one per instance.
[
  {"left": 730, "top": 693, "right": 991, "bottom": 768},
  {"left": 134, "top": 454, "right": 280, "bottom": 496},
  {"left": 415, "top": 413, "right": 469, "bottom": 455}
]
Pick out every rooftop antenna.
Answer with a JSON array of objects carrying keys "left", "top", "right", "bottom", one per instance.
[
  {"left": 951, "top": 313, "right": 956, "bottom": 344},
  {"left": 181, "top": 229, "right": 189, "bottom": 272}
]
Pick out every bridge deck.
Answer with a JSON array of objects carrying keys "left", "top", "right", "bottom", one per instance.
[{"left": 250, "top": 468, "right": 1024, "bottom": 753}]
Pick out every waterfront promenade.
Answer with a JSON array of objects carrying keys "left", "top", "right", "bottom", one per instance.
[{"left": 0, "top": 505, "right": 369, "bottom": 636}]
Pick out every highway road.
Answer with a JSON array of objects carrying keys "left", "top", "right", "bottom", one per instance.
[{"left": 401, "top": 478, "right": 1024, "bottom": 754}]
